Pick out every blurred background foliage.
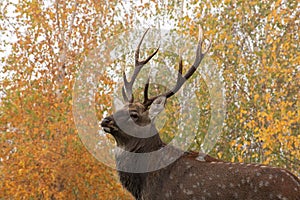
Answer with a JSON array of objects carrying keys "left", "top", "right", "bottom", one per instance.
[{"left": 0, "top": 0, "right": 299, "bottom": 199}]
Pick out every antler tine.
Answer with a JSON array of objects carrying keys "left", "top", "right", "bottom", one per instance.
[
  {"left": 165, "top": 57, "right": 184, "bottom": 98},
  {"left": 143, "top": 76, "right": 150, "bottom": 104},
  {"left": 122, "top": 28, "right": 160, "bottom": 103},
  {"left": 122, "top": 72, "right": 130, "bottom": 102},
  {"left": 143, "top": 58, "right": 184, "bottom": 107},
  {"left": 158, "top": 57, "right": 184, "bottom": 99},
  {"left": 143, "top": 26, "right": 211, "bottom": 107}
]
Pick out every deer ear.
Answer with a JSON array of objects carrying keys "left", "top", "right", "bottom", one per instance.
[{"left": 149, "top": 96, "right": 166, "bottom": 120}]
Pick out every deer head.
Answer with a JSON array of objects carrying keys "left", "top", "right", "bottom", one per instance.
[
  {"left": 101, "top": 28, "right": 210, "bottom": 153},
  {"left": 100, "top": 28, "right": 300, "bottom": 200}
]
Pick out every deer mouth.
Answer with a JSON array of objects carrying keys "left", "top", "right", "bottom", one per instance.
[
  {"left": 101, "top": 117, "right": 118, "bottom": 134},
  {"left": 101, "top": 124, "right": 118, "bottom": 134},
  {"left": 103, "top": 127, "right": 112, "bottom": 133}
]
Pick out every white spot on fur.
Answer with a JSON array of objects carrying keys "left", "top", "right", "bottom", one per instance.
[
  {"left": 254, "top": 186, "right": 258, "bottom": 192},
  {"left": 183, "top": 189, "right": 194, "bottom": 195},
  {"left": 246, "top": 177, "right": 251, "bottom": 183},
  {"left": 265, "top": 181, "right": 269, "bottom": 187},
  {"left": 256, "top": 172, "right": 261, "bottom": 176},
  {"left": 277, "top": 194, "right": 288, "bottom": 200},
  {"left": 165, "top": 193, "right": 170, "bottom": 198},
  {"left": 269, "top": 174, "right": 273, "bottom": 179},
  {"left": 234, "top": 192, "right": 238, "bottom": 198}
]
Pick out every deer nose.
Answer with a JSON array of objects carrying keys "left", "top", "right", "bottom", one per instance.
[{"left": 101, "top": 116, "right": 113, "bottom": 126}]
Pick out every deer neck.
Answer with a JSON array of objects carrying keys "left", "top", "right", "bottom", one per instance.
[
  {"left": 116, "top": 124, "right": 163, "bottom": 199},
  {"left": 124, "top": 124, "right": 163, "bottom": 153}
]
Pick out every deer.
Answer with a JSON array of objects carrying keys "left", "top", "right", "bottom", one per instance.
[{"left": 101, "top": 27, "right": 300, "bottom": 200}]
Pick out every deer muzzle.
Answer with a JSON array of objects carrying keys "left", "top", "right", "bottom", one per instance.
[{"left": 101, "top": 116, "right": 116, "bottom": 133}]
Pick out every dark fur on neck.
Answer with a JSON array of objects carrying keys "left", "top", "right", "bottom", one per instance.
[{"left": 115, "top": 126, "right": 164, "bottom": 199}]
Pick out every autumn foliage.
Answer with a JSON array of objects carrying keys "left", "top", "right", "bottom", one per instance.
[{"left": 0, "top": 0, "right": 299, "bottom": 199}]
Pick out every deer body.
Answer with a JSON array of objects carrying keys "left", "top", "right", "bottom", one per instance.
[
  {"left": 101, "top": 28, "right": 300, "bottom": 200},
  {"left": 122, "top": 154, "right": 300, "bottom": 200},
  {"left": 103, "top": 102, "right": 300, "bottom": 200}
]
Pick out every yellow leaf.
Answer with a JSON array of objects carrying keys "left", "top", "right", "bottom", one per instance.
[
  {"left": 264, "top": 150, "right": 272, "bottom": 156},
  {"left": 231, "top": 157, "right": 235, "bottom": 162},
  {"left": 217, "top": 152, "right": 223, "bottom": 158},
  {"left": 238, "top": 156, "right": 244, "bottom": 162},
  {"left": 254, "top": 94, "right": 259, "bottom": 102}
]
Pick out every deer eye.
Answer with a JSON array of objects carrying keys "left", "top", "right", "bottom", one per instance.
[{"left": 130, "top": 112, "right": 139, "bottom": 121}]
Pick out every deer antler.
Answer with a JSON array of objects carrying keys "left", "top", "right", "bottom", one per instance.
[
  {"left": 122, "top": 29, "right": 160, "bottom": 103},
  {"left": 143, "top": 26, "right": 211, "bottom": 107}
]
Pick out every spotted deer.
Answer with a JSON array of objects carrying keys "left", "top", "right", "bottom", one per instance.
[{"left": 101, "top": 28, "right": 300, "bottom": 200}]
